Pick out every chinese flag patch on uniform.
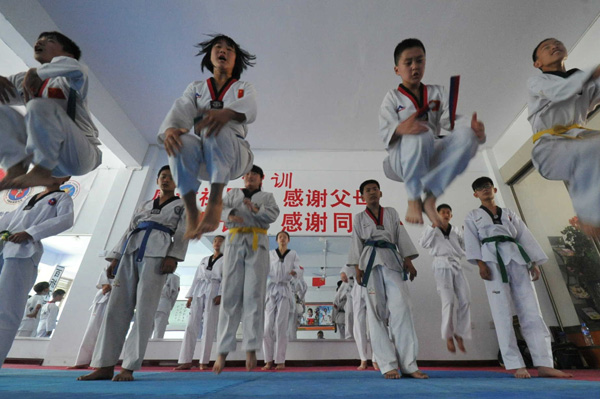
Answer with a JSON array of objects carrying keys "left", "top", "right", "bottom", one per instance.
[{"left": 238, "top": 89, "right": 244, "bottom": 98}]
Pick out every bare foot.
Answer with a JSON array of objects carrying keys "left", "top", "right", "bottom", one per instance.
[
  {"left": 199, "top": 364, "right": 209, "bottom": 370},
  {"left": 446, "top": 337, "right": 456, "bottom": 353},
  {"left": 537, "top": 366, "right": 573, "bottom": 378},
  {"left": 357, "top": 360, "right": 368, "bottom": 370},
  {"left": 423, "top": 194, "right": 442, "bottom": 227},
  {"left": 112, "top": 368, "right": 134, "bottom": 381},
  {"left": 514, "top": 368, "right": 531, "bottom": 379},
  {"left": 67, "top": 364, "right": 90, "bottom": 370},
  {"left": 262, "top": 361, "right": 275, "bottom": 371},
  {"left": 193, "top": 200, "right": 222, "bottom": 239},
  {"left": 405, "top": 199, "right": 424, "bottom": 224},
  {"left": 245, "top": 350, "right": 257, "bottom": 371},
  {"left": 6, "top": 165, "right": 60, "bottom": 190},
  {"left": 408, "top": 370, "right": 429, "bottom": 379},
  {"left": 275, "top": 363, "right": 285, "bottom": 370},
  {"left": 173, "top": 363, "right": 192, "bottom": 370},
  {"left": 77, "top": 366, "right": 114, "bottom": 381},
  {"left": 579, "top": 220, "right": 600, "bottom": 239},
  {"left": 213, "top": 354, "right": 227, "bottom": 375},
  {"left": 373, "top": 361, "right": 380, "bottom": 371},
  {"left": 384, "top": 369, "right": 401, "bottom": 379},
  {"left": 454, "top": 335, "right": 466, "bottom": 353}
]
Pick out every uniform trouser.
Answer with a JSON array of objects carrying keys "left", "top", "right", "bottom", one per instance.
[
  {"left": 366, "top": 265, "right": 419, "bottom": 375},
  {"left": 434, "top": 266, "right": 472, "bottom": 340},
  {"left": 484, "top": 260, "right": 553, "bottom": 370},
  {"left": 389, "top": 127, "right": 479, "bottom": 200},
  {"left": 263, "top": 294, "right": 291, "bottom": 364},
  {"left": 74, "top": 301, "right": 107, "bottom": 365},
  {"left": 337, "top": 324, "right": 346, "bottom": 339},
  {"left": 168, "top": 126, "right": 253, "bottom": 195},
  {"left": 36, "top": 327, "right": 49, "bottom": 338},
  {"left": 178, "top": 294, "right": 219, "bottom": 364},
  {"left": 345, "top": 290, "right": 354, "bottom": 339},
  {"left": 216, "top": 241, "right": 269, "bottom": 354},
  {"left": 351, "top": 283, "right": 369, "bottom": 361},
  {"left": 0, "top": 101, "right": 101, "bottom": 175},
  {"left": 0, "top": 257, "right": 37, "bottom": 367},
  {"left": 532, "top": 131, "right": 600, "bottom": 225},
  {"left": 287, "top": 309, "right": 298, "bottom": 340},
  {"left": 91, "top": 253, "right": 167, "bottom": 370},
  {"left": 152, "top": 311, "right": 169, "bottom": 339}
]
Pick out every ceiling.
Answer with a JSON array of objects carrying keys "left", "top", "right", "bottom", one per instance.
[{"left": 2, "top": 0, "right": 599, "bottom": 160}]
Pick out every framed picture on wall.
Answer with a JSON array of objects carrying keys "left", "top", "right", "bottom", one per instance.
[{"left": 298, "top": 302, "right": 335, "bottom": 330}]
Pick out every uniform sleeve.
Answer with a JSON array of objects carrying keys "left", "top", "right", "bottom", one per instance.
[
  {"left": 418, "top": 225, "right": 436, "bottom": 249},
  {"left": 396, "top": 221, "right": 419, "bottom": 260},
  {"left": 347, "top": 214, "right": 363, "bottom": 266},
  {"left": 36, "top": 56, "right": 87, "bottom": 92},
  {"left": 226, "top": 82, "right": 257, "bottom": 124},
  {"left": 47, "top": 304, "right": 59, "bottom": 331},
  {"left": 157, "top": 82, "right": 197, "bottom": 144},
  {"left": 291, "top": 251, "right": 301, "bottom": 279},
  {"left": 528, "top": 68, "right": 596, "bottom": 106},
  {"left": 186, "top": 264, "right": 202, "bottom": 298},
  {"left": 463, "top": 212, "right": 482, "bottom": 265},
  {"left": 221, "top": 190, "right": 237, "bottom": 221},
  {"left": 378, "top": 91, "right": 400, "bottom": 149},
  {"left": 511, "top": 210, "right": 549, "bottom": 265},
  {"left": 96, "top": 268, "right": 111, "bottom": 289},
  {"left": 25, "top": 195, "right": 74, "bottom": 242},
  {"left": 4, "top": 72, "right": 25, "bottom": 105},
  {"left": 215, "top": 259, "right": 223, "bottom": 296},
  {"left": 166, "top": 207, "right": 189, "bottom": 261},
  {"left": 0, "top": 209, "right": 16, "bottom": 231},
  {"left": 251, "top": 193, "right": 280, "bottom": 224},
  {"left": 456, "top": 226, "right": 466, "bottom": 251},
  {"left": 107, "top": 202, "right": 145, "bottom": 260}
]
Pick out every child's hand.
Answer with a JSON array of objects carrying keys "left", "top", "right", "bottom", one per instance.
[
  {"left": 395, "top": 112, "right": 428, "bottom": 136},
  {"left": 355, "top": 266, "right": 364, "bottom": 285},
  {"left": 163, "top": 127, "right": 188, "bottom": 156},
  {"left": 101, "top": 284, "right": 112, "bottom": 295},
  {"left": 106, "top": 259, "right": 119, "bottom": 278},
  {"left": 213, "top": 295, "right": 221, "bottom": 306},
  {"left": 404, "top": 259, "right": 417, "bottom": 281},
  {"left": 529, "top": 264, "right": 541, "bottom": 281},
  {"left": 0, "top": 76, "right": 17, "bottom": 104},
  {"left": 22, "top": 68, "right": 42, "bottom": 103},
  {"left": 186, "top": 297, "right": 193, "bottom": 308},
  {"left": 160, "top": 256, "right": 178, "bottom": 274},
  {"left": 195, "top": 109, "right": 235, "bottom": 137},
  {"left": 228, "top": 214, "right": 244, "bottom": 224},
  {"left": 478, "top": 261, "right": 492, "bottom": 281},
  {"left": 471, "top": 113, "right": 486, "bottom": 142},
  {"left": 7, "top": 231, "right": 32, "bottom": 244}
]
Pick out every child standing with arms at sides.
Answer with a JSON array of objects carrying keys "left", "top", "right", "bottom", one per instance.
[
  {"left": 0, "top": 32, "right": 101, "bottom": 190},
  {"left": 213, "top": 165, "right": 279, "bottom": 374},
  {"left": 262, "top": 230, "right": 300, "bottom": 371},
  {"left": 528, "top": 38, "right": 600, "bottom": 238},
  {"left": 348, "top": 179, "right": 427, "bottom": 380},
  {"left": 16, "top": 282, "right": 50, "bottom": 337},
  {"left": 36, "top": 289, "right": 66, "bottom": 337},
  {"left": 464, "top": 176, "right": 572, "bottom": 379},
  {"left": 419, "top": 203, "right": 471, "bottom": 353},
  {"left": 379, "top": 38, "right": 485, "bottom": 227},
  {"left": 159, "top": 34, "right": 256, "bottom": 240}
]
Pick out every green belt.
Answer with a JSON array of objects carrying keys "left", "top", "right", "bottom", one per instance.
[
  {"left": 481, "top": 235, "right": 531, "bottom": 283},
  {"left": 360, "top": 240, "right": 407, "bottom": 287}
]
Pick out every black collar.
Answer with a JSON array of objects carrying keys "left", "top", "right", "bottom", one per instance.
[
  {"left": 438, "top": 224, "right": 452, "bottom": 239},
  {"left": 399, "top": 83, "right": 425, "bottom": 109},
  {"left": 365, "top": 206, "right": 384, "bottom": 227},
  {"left": 242, "top": 188, "right": 261, "bottom": 199},
  {"left": 276, "top": 248, "right": 291, "bottom": 261},
  {"left": 207, "top": 253, "right": 223, "bottom": 270},
  {"left": 23, "top": 190, "right": 63, "bottom": 211},
  {"left": 153, "top": 195, "right": 180, "bottom": 210},
  {"left": 480, "top": 205, "right": 503, "bottom": 225},
  {"left": 543, "top": 68, "right": 580, "bottom": 79}
]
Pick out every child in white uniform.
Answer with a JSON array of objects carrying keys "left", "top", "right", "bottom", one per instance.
[
  {"left": 17, "top": 282, "right": 49, "bottom": 337},
  {"left": 0, "top": 177, "right": 73, "bottom": 367},
  {"left": 159, "top": 34, "right": 256, "bottom": 240},
  {"left": 262, "top": 231, "right": 300, "bottom": 370},
  {"left": 528, "top": 38, "right": 600, "bottom": 238},
  {"left": 0, "top": 31, "right": 101, "bottom": 190},
  {"left": 348, "top": 180, "right": 427, "bottom": 380},
  {"left": 36, "top": 289, "right": 65, "bottom": 337},
  {"left": 379, "top": 38, "right": 485, "bottom": 226},
  {"left": 464, "top": 176, "right": 572, "bottom": 379},
  {"left": 418, "top": 203, "right": 471, "bottom": 353},
  {"left": 174, "top": 235, "right": 224, "bottom": 370},
  {"left": 213, "top": 165, "right": 279, "bottom": 374}
]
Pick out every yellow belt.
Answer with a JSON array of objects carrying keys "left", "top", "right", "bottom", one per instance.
[
  {"left": 532, "top": 124, "right": 590, "bottom": 143},
  {"left": 228, "top": 227, "right": 268, "bottom": 251}
]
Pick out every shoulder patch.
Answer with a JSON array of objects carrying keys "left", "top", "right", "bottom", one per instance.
[
  {"left": 174, "top": 206, "right": 183, "bottom": 215},
  {"left": 48, "top": 198, "right": 57, "bottom": 206}
]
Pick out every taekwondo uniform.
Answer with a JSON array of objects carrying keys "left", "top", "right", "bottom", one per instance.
[
  {"left": 36, "top": 301, "right": 59, "bottom": 337},
  {"left": 0, "top": 56, "right": 101, "bottom": 176},
  {"left": 287, "top": 266, "right": 307, "bottom": 340},
  {"left": 419, "top": 225, "right": 472, "bottom": 341},
  {"left": 0, "top": 190, "right": 73, "bottom": 366},
  {"left": 379, "top": 84, "right": 480, "bottom": 199},
  {"left": 73, "top": 270, "right": 113, "bottom": 366},
  {"left": 333, "top": 281, "right": 350, "bottom": 339},
  {"left": 263, "top": 248, "right": 300, "bottom": 365},
  {"left": 17, "top": 294, "right": 46, "bottom": 337},
  {"left": 90, "top": 196, "right": 188, "bottom": 371},
  {"left": 177, "top": 254, "right": 223, "bottom": 365},
  {"left": 158, "top": 78, "right": 256, "bottom": 194},
  {"left": 348, "top": 206, "right": 420, "bottom": 375},
  {"left": 340, "top": 264, "right": 374, "bottom": 361},
  {"left": 527, "top": 67, "right": 600, "bottom": 225},
  {"left": 152, "top": 273, "right": 180, "bottom": 339},
  {"left": 216, "top": 188, "right": 279, "bottom": 355},
  {"left": 464, "top": 206, "right": 552, "bottom": 370}
]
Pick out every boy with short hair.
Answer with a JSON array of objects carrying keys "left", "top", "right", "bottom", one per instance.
[
  {"left": 464, "top": 176, "right": 572, "bottom": 379},
  {"left": 78, "top": 165, "right": 188, "bottom": 382},
  {"left": 348, "top": 179, "right": 427, "bottom": 380},
  {"left": 419, "top": 203, "right": 471, "bottom": 353},
  {"left": 0, "top": 31, "right": 101, "bottom": 190},
  {"left": 213, "top": 165, "right": 279, "bottom": 374},
  {"left": 36, "top": 289, "right": 66, "bottom": 337},
  {"left": 528, "top": 38, "right": 600, "bottom": 238},
  {"left": 379, "top": 38, "right": 485, "bottom": 227}
]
